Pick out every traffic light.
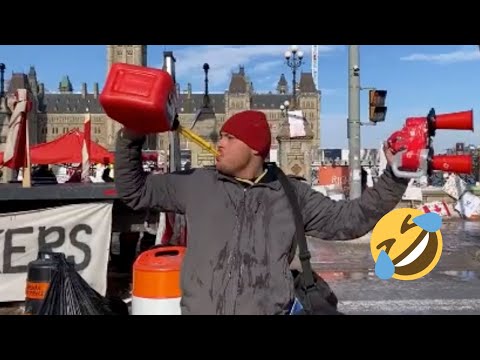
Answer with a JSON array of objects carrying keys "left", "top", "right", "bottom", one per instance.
[{"left": 369, "top": 89, "right": 387, "bottom": 123}]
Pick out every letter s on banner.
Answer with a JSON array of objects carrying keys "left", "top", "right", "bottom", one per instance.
[{"left": 0, "top": 202, "right": 113, "bottom": 302}]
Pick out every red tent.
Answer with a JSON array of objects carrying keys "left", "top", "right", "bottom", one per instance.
[{"left": 0, "top": 130, "right": 114, "bottom": 165}]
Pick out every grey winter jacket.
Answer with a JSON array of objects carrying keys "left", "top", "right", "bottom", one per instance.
[{"left": 115, "top": 129, "right": 409, "bottom": 315}]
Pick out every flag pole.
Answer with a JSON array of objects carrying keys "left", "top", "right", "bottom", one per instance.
[
  {"left": 81, "top": 108, "right": 91, "bottom": 182},
  {"left": 21, "top": 95, "right": 32, "bottom": 188}
]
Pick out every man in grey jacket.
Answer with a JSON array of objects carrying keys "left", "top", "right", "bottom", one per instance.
[{"left": 115, "top": 110, "right": 409, "bottom": 315}]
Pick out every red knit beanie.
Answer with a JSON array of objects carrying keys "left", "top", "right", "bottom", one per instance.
[{"left": 220, "top": 110, "right": 271, "bottom": 158}]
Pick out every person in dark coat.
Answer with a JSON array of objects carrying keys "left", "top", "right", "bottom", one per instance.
[
  {"left": 102, "top": 167, "right": 114, "bottom": 182},
  {"left": 114, "top": 110, "right": 409, "bottom": 315}
]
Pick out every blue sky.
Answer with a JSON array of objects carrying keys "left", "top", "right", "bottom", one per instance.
[{"left": 2, "top": 45, "right": 479, "bottom": 150}]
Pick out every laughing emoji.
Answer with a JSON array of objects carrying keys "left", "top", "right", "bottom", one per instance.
[{"left": 370, "top": 208, "right": 443, "bottom": 281}]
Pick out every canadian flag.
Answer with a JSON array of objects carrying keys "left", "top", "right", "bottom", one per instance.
[
  {"left": 81, "top": 112, "right": 91, "bottom": 182},
  {"left": 2, "top": 89, "right": 31, "bottom": 169},
  {"left": 421, "top": 201, "right": 451, "bottom": 217}
]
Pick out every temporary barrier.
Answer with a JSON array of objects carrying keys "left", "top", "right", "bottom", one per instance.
[{"left": 131, "top": 246, "right": 185, "bottom": 315}]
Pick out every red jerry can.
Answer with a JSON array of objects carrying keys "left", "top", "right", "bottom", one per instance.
[{"left": 99, "top": 63, "right": 177, "bottom": 134}]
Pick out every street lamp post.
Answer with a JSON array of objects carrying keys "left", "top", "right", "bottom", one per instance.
[
  {"left": 284, "top": 45, "right": 304, "bottom": 109},
  {"left": 0, "top": 63, "right": 5, "bottom": 98},
  {"left": 203, "top": 63, "right": 210, "bottom": 100},
  {"left": 278, "top": 100, "right": 291, "bottom": 165},
  {"left": 279, "top": 100, "right": 290, "bottom": 117}
]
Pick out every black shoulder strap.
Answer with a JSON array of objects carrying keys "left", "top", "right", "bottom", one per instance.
[{"left": 274, "top": 165, "right": 316, "bottom": 289}]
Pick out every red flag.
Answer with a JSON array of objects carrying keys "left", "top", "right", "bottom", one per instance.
[
  {"left": 160, "top": 213, "right": 187, "bottom": 246},
  {"left": 3, "top": 89, "right": 31, "bottom": 169}
]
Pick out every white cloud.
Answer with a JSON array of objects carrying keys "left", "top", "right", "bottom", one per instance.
[
  {"left": 163, "top": 45, "right": 339, "bottom": 91},
  {"left": 400, "top": 46, "right": 480, "bottom": 64},
  {"left": 252, "top": 60, "right": 280, "bottom": 74}
]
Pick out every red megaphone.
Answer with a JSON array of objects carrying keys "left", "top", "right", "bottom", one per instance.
[
  {"left": 434, "top": 110, "right": 474, "bottom": 131},
  {"left": 431, "top": 154, "right": 472, "bottom": 174}
]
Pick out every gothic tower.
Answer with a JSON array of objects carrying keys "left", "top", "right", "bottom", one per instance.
[{"left": 106, "top": 45, "right": 147, "bottom": 72}]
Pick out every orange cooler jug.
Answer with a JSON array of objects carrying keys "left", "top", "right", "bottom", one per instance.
[{"left": 99, "top": 63, "right": 177, "bottom": 134}]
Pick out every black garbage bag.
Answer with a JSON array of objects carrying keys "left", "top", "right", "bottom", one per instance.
[{"left": 37, "top": 252, "right": 128, "bottom": 315}]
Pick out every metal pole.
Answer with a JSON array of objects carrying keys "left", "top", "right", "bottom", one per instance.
[
  {"left": 348, "top": 45, "right": 362, "bottom": 199},
  {"left": 163, "top": 51, "right": 182, "bottom": 173},
  {"left": 0, "top": 63, "right": 5, "bottom": 98},
  {"left": 292, "top": 66, "right": 296, "bottom": 109}
]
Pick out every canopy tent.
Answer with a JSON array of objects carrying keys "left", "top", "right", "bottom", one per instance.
[
  {"left": 0, "top": 130, "right": 114, "bottom": 166},
  {"left": 0, "top": 130, "right": 165, "bottom": 166}
]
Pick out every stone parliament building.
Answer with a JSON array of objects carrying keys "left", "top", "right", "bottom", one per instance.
[{"left": 0, "top": 45, "right": 321, "bottom": 172}]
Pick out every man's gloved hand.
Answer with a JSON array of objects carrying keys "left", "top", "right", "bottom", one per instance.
[
  {"left": 382, "top": 141, "right": 396, "bottom": 167},
  {"left": 382, "top": 140, "right": 410, "bottom": 184}
]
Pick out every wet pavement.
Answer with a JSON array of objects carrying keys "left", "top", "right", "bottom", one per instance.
[
  {"left": 303, "top": 220, "right": 480, "bottom": 315},
  {"left": 2, "top": 220, "right": 479, "bottom": 315}
]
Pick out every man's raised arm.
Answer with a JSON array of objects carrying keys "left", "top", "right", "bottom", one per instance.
[
  {"left": 296, "top": 166, "right": 409, "bottom": 240},
  {"left": 114, "top": 128, "right": 191, "bottom": 214}
]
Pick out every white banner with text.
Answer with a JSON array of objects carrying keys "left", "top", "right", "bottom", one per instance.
[{"left": 0, "top": 202, "right": 113, "bottom": 302}]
